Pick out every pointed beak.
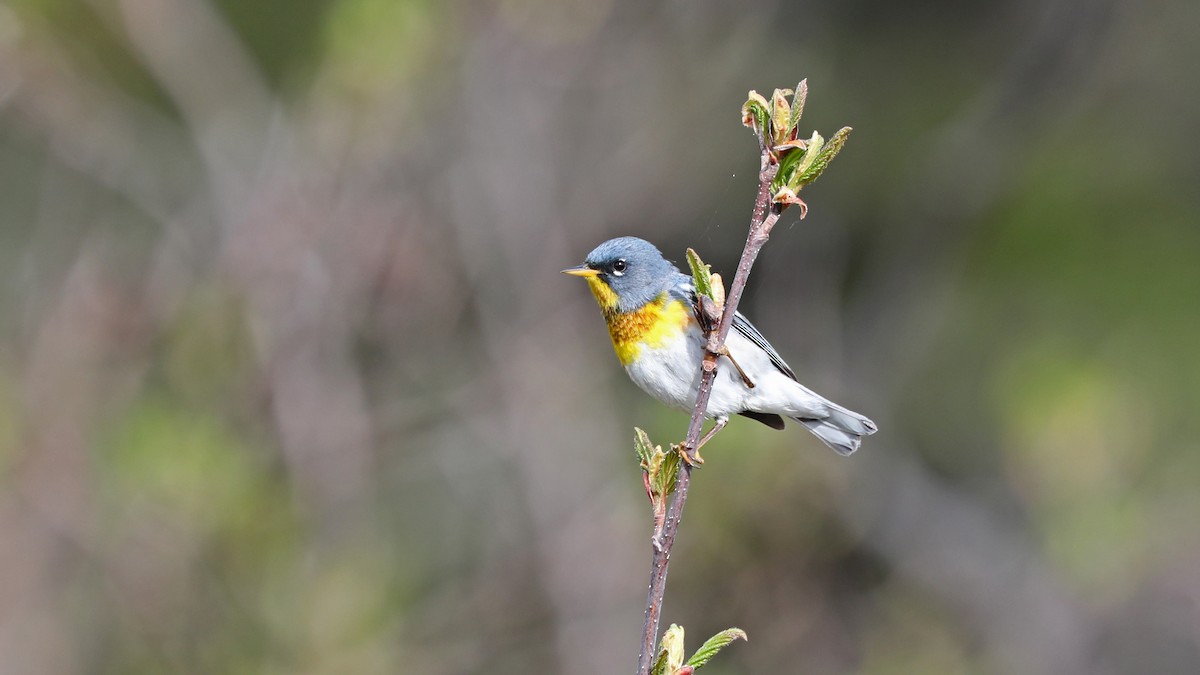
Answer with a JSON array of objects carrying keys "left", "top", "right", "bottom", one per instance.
[{"left": 561, "top": 265, "right": 600, "bottom": 277}]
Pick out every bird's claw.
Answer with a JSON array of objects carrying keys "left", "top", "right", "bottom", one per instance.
[{"left": 718, "top": 346, "right": 756, "bottom": 389}]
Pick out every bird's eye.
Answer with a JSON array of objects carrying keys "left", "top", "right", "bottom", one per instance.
[{"left": 611, "top": 259, "right": 627, "bottom": 276}]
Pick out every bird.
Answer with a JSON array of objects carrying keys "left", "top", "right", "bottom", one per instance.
[{"left": 563, "top": 236, "right": 876, "bottom": 459}]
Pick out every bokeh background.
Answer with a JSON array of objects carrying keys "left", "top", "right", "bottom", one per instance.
[{"left": 1, "top": 0, "right": 1198, "bottom": 673}]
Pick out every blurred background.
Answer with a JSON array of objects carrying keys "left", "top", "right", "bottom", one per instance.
[{"left": 0, "top": 0, "right": 1198, "bottom": 673}]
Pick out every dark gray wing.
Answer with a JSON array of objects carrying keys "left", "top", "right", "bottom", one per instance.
[{"left": 732, "top": 311, "right": 797, "bottom": 381}]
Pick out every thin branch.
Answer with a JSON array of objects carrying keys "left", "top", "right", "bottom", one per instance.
[{"left": 635, "top": 152, "right": 780, "bottom": 675}]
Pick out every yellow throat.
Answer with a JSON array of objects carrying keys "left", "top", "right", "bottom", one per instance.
[{"left": 583, "top": 277, "right": 690, "bottom": 366}]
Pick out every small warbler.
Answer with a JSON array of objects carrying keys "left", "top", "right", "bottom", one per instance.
[{"left": 564, "top": 236, "right": 876, "bottom": 456}]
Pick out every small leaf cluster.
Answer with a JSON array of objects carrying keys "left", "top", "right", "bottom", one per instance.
[
  {"left": 635, "top": 427, "right": 683, "bottom": 540},
  {"left": 651, "top": 624, "right": 748, "bottom": 675},
  {"left": 741, "top": 79, "right": 852, "bottom": 217},
  {"left": 635, "top": 427, "right": 681, "bottom": 501}
]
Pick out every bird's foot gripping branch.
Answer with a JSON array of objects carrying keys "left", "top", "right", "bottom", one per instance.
[{"left": 633, "top": 79, "right": 854, "bottom": 675}]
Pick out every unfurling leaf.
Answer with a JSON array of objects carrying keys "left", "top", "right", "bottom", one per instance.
[
  {"left": 709, "top": 273, "right": 725, "bottom": 311},
  {"left": 788, "top": 79, "right": 808, "bottom": 138},
  {"left": 771, "top": 131, "right": 814, "bottom": 195},
  {"left": 740, "top": 91, "right": 770, "bottom": 142},
  {"left": 794, "top": 126, "right": 852, "bottom": 187},
  {"left": 685, "top": 248, "right": 715, "bottom": 302},
  {"left": 771, "top": 88, "right": 792, "bottom": 147},
  {"left": 656, "top": 444, "right": 682, "bottom": 498},
  {"left": 685, "top": 628, "right": 748, "bottom": 669},
  {"left": 688, "top": 250, "right": 726, "bottom": 333},
  {"left": 634, "top": 427, "right": 656, "bottom": 471},
  {"left": 660, "top": 624, "right": 687, "bottom": 674},
  {"left": 791, "top": 130, "right": 825, "bottom": 180}
]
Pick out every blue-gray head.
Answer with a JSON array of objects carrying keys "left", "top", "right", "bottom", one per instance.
[{"left": 562, "top": 236, "right": 680, "bottom": 313}]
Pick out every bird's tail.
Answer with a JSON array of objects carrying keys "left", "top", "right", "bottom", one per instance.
[{"left": 793, "top": 403, "right": 877, "bottom": 456}]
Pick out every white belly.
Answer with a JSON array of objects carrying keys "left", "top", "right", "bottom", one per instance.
[{"left": 623, "top": 326, "right": 804, "bottom": 420}]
